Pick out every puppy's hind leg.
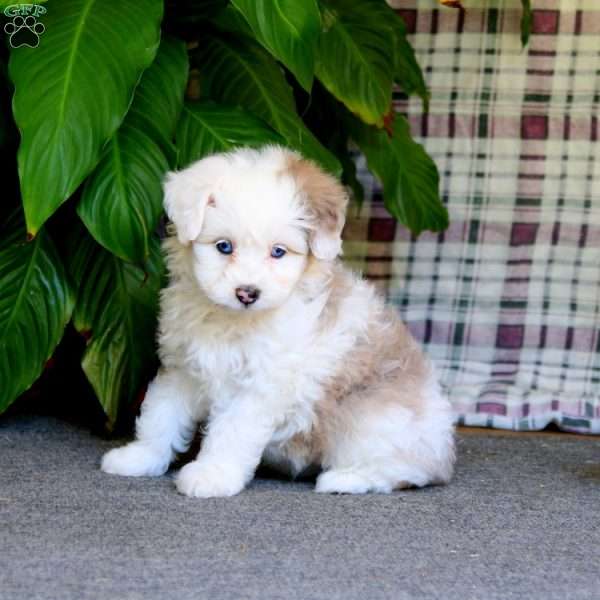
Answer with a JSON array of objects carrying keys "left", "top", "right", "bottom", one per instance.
[
  {"left": 315, "top": 463, "right": 432, "bottom": 495},
  {"left": 101, "top": 370, "right": 203, "bottom": 477},
  {"left": 315, "top": 384, "right": 455, "bottom": 494}
]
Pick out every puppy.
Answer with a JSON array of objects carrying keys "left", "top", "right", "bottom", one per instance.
[{"left": 101, "top": 146, "right": 455, "bottom": 497}]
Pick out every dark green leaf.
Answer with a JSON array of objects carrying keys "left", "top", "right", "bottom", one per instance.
[
  {"left": 231, "top": 0, "right": 320, "bottom": 90},
  {"left": 209, "top": 4, "right": 255, "bottom": 37},
  {"left": 165, "top": 0, "right": 227, "bottom": 23},
  {"left": 347, "top": 113, "right": 448, "bottom": 234},
  {"left": 77, "top": 37, "right": 188, "bottom": 263},
  {"left": 176, "top": 101, "right": 284, "bottom": 168},
  {"left": 195, "top": 31, "right": 340, "bottom": 175},
  {"left": 391, "top": 11, "right": 430, "bottom": 111},
  {"left": 0, "top": 58, "right": 20, "bottom": 223},
  {"left": 521, "top": 0, "right": 533, "bottom": 48},
  {"left": 0, "top": 211, "right": 73, "bottom": 412},
  {"left": 9, "top": 0, "right": 163, "bottom": 235},
  {"left": 69, "top": 228, "right": 163, "bottom": 425},
  {"left": 163, "top": 0, "right": 229, "bottom": 40},
  {"left": 315, "top": 0, "right": 395, "bottom": 126},
  {"left": 297, "top": 81, "right": 363, "bottom": 205}
]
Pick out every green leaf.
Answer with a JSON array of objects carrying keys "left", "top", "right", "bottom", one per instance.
[
  {"left": 9, "top": 0, "right": 163, "bottom": 236},
  {"left": 521, "top": 0, "right": 533, "bottom": 48},
  {"left": 77, "top": 37, "right": 188, "bottom": 263},
  {"left": 391, "top": 11, "right": 430, "bottom": 111},
  {"left": 347, "top": 114, "right": 448, "bottom": 234},
  {"left": 163, "top": 0, "right": 229, "bottom": 41},
  {"left": 165, "top": 0, "right": 228, "bottom": 24},
  {"left": 231, "top": 0, "right": 320, "bottom": 91},
  {"left": 209, "top": 4, "right": 255, "bottom": 37},
  {"left": 195, "top": 32, "right": 340, "bottom": 175},
  {"left": 176, "top": 101, "right": 284, "bottom": 168},
  {"left": 69, "top": 228, "right": 163, "bottom": 425},
  {"left": 0, "top": 211, "right": 73, "bottom": 412},
  {"left": 315, "top": 0, "right": 395, "bottom": 126}
]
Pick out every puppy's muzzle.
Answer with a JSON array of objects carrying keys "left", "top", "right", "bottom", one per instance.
[{"left": 235, "top": 285, "right": 260, "bottom": 306}]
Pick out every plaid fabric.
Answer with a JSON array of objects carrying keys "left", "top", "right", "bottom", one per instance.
[{"left": 344, "top": 0, "right": 600, "bottom": 433}]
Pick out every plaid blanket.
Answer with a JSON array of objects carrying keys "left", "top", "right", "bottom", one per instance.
[{"left": 344, "top": 0, "right": 600, "bottom": 433}]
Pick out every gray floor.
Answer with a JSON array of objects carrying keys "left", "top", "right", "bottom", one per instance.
[{"left": 1, "top": 415, "right": 599, "bottom": 600}]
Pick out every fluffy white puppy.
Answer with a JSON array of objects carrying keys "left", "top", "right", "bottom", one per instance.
[{"left": 101, "top": 145, "right": 455, "bottom": 497}]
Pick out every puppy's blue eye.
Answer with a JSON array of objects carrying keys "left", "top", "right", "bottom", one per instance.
[
  {"left": 216, "top": 240, "right": 233, "bottom": 255},
  {"left": 271, "top": 245, "right": 287, "bottom": 259}
]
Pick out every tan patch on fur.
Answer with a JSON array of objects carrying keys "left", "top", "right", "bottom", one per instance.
[
  {"left": 311, "top": 309, "right": 430, "bottom": 458},
  {"left": 322, "top": 327, "right": 428, "bottom": 412},
  {"left": 314, "top": 265, "right": 429, "bottom": 412},
  {"left": 283, "top": 155, "right": 348, "bottom": 236},
  {"left": 263, "top": 431, "right": 322, "bottom": 478},
  {"left": 278, "top": 264, "right": 434, "bottom": 468}
]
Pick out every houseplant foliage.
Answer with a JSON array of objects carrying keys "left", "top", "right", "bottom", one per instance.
[{"left": 1, "top": 0, "right": 447, "bottom": 427}]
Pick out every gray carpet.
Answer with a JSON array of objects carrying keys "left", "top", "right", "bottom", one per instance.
[{"left": 1, "top": 415, "right": 599, "bottom": 600}]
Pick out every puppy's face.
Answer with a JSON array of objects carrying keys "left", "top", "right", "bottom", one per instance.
[
  {"left": 190, "top": 173, "right": 309, "bottom": 311},
  {"left": 164, "top": 147, "right": 348, "bottom": 312}
]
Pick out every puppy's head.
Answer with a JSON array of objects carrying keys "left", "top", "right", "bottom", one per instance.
[{"left": 164, "top": 146, "right": 347, "bottom": 312}]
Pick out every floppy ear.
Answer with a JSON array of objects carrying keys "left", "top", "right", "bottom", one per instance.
[
  {"left": 285, "top": 155, "right": 348, "bottom": 261},
  {"left": 163, "top": 156, "right": 225, "bottom": 244}
]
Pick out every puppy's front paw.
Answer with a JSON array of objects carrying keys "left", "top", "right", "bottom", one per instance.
[
  {"left": 101, "top": 443, "right": 170, "bottom": 477},
  {"left": 175, "top": 460, "right": 245, "bottom": 498}
]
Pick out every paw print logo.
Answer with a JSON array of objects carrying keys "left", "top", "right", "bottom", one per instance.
[{"left": 4, "top": 15, "right": 45, "bottom": 48}]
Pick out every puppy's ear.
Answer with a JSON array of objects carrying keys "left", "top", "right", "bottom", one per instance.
[
  {"left": 286, "top": 156, "right": 348, "bottom": 261},
  {"left": 163, "top": 156, "right": 224, "bottom": 244}
]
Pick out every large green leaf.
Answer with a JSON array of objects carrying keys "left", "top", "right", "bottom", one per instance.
[
  {"left": 297, "top": 81, "right": 364, "bottom": 205},
  {"left": 315, "top": 0, "right": 395, "bottom": 127},
  {"left": 69, "top": 228, "right": 163, "bottom": 425},
  {"left": 347, "top": 114, "right": 448, "bottom": 234},
  {"left": 77, "top": 37, "right": 188, "bottom": 263},
  {"left": 231, "top": 0, "right": 320, "bottom": 91},
  {"left": 9, "top": 0, "right": 163, "bottom": 236},
  {"left": 195, "top": 32, "right": 340, "bottom": 175},
  {"left": 176, "top": 101, "right": 284, "bottom": 168},
  {"left": 0, "top": 211, "right": 73, "bottom": 412},
  {"left": 391, "top": 10, "right": 429, "bottom": 110}
]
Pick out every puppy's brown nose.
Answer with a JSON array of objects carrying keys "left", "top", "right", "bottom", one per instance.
[{"left": 235, "top": 285, "right": 260, "bottom": 305}]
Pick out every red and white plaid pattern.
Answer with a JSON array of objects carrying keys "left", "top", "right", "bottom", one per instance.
[{"left": 344, "top": 0, "right": 600, "bottom": 433}]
